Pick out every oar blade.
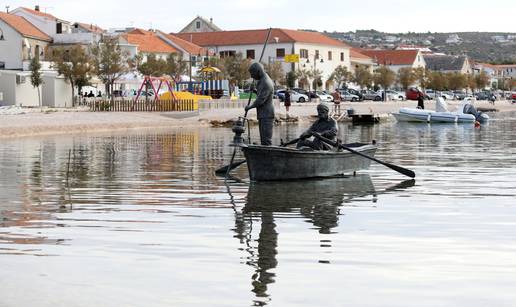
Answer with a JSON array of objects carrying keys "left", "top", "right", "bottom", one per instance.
[{"left": 215, "top": 160, "right": 247, "bottom": 175}]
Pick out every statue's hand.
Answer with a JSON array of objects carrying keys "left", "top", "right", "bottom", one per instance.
[{"left": 244, "top": 105, "right": 252, "bottom": 112}]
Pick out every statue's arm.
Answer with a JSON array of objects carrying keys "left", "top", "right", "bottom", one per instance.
[{"left": 248, "top": 80, "right": 272, "bottom": 109}]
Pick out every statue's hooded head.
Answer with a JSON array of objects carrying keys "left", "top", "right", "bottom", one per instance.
[
  {"left": 249, "top": 62, "right": 265, "bottom": 80},
  {"left": 317, "top": 103, "right": 330, "bottom": 120}
]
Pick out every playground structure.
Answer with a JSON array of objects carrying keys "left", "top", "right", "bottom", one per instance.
[{"left": 134, "top": 76, "right": 176, "bottom": 101}]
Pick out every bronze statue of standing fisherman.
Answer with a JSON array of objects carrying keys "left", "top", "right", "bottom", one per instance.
[{"left": 245, "top": 63, "right": 275, "bottom": 146}]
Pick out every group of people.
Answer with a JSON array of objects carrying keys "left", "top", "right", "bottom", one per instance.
[
  {"left": 244, "top": 63, "right": 338, "bottom": 150},
  {"left": 80, "top": 91, "right": 102, "bottom": 98}
]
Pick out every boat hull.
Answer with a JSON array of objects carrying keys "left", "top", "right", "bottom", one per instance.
[
  {"left": 242, "top": 144, "right": 377, "bottom": 181},
  {"left": 392, "top": 108, "right": 489, "bottom": 123}
]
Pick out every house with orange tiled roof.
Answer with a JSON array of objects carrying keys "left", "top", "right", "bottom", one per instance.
[
  {"left": 175, "top": 28, "right": 351, "bottom": 90},
  {"left": 11, "top": 6, "right": 72, "bottom": 39},
  {"left": 119, "top": 29, "right": 179, "bottom": 61},
  {"left": 0, "top": 11, "right": 52, "bottom": 70},
  {"left": 350, "top": 48, "right": 374, "bottom": 73},
  {"left": 360, "top": 49, "right": 426, "bottom": 73}
]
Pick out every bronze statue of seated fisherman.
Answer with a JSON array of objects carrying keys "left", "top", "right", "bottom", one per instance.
[{"left": 296, "top": 103, "right": 338, "bottom": 150}]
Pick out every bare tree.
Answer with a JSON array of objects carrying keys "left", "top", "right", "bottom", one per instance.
[
  {"left": 264, "top": 61, "right": 285, "bottom": 86},
  {"left": 329, "top": 65, "right": 352, "bottom": 89},
  {"left": 91, "top": 36, "right": 131, "bottom": 100},
  {"left": 373, "top": 66, "right": 396, "bottom": 101},
  {"left": 397, "top": 67, "right": 416, "bottom": 90},
  {"left": 353, "top": 66, "right": 373, "bottom": 89},
  {"left": 49, "top": 45, "right": 95, "bottom": 106}
]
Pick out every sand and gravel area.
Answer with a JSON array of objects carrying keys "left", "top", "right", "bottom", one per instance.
[{"left": 0, "top": 100, "right": 514, "bottom": 139}]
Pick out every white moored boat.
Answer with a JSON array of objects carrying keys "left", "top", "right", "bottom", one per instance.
[{"left": 392, "top": 98, "right": 489, "bottom": 123}]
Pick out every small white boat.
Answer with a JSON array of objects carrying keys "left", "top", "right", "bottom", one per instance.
[{"left": 392, "top": 98, "right": 489, "bottom": 123}]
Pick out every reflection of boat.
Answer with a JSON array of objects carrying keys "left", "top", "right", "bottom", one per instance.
[
  {"left": 241, "top": 143, "right": 377, "bottom": 181},
  {"left": 245, "top": 174, "right": 377, "bottom": 213},
  {"left": 392, "top": 98, "right": 489, "bottom": 123}
]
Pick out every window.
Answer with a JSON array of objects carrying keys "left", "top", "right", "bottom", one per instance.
[
  {"left": 328, "top": 51, "right": 332, "bottom": 61},
  {"left": 340, "top": 52, "right": 344, "bottom": 61},
  {"left": 300, "top": 49, "right": 308, "bottom": 59},
  {"left": 196, "top": 21, "right": 201, "bottom": 29},
  {"left": 246, "top": 49, "right": 255, "bottom": 59},
  {"left": 56, "top": 22, "right": 63, "bottom": 34},
  {"left": 315, "top": 50, "right": 320, "bottom": 59},
  {"left": 276, "top": 48, "right": 285, "bottom": 58},
  {"left": 219, "top": 50, "right": 236, "bottom": 58}
]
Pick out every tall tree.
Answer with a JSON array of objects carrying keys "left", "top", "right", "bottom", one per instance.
[
  {"left": 447, "top": 72, "right": 468, "bottom": 90},
  {"left": 264, "top": 61, "right": 285, "bottom": 86},
  {"left": 135, "top": 53, "right": 167, "bottom": 77},
  {"left": 397, "top": 67, "right": 416, "bottom": 90},
  {"left": 427, "top": 71, "right": 448, "bottom": 91},
  {"left": 29, "top": 56, "right": 43, "bottom": 107},
  {"left": 353, "top": 66, "right": 373, "bottom": 89},
  {"left": 475, "top": 71, "right": 490, "bottom": 90},
  {"left": 329, "top": 65, "right": 352, "bottom": 89},
  {"left": 91, "top": 36, "right": 131, "bottom": 100},
  {"left": 413, "top": 67, "right": 429, "bottom": 90},
  {"left": 373, "top": 66, "right": 396, "bottom": 100},
  {"left": 285, "top": 70, "right": 298, "bottom": 88},
  {"left": 50, "top": 45, "right": 94, "bottom": 106},
  {"left": 165, "top": 53, "right": 189, "bottom": 82},
  {"left": 222, "top": 53, "right": 251, "bottom": 88}
]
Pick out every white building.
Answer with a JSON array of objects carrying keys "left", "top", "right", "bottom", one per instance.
[
  {"left": 446, "top": 34, "right": 461, "bottom": 44},
  {"left": 361, "top": 49, "right": 426, "bottom": 74},
  {"left": 0, "top": 70, "right": 73, "bottom": 107},
  {"left": 10, "top": 6, "right": 72, "bottom": 39},
  {"left": 175, "top": 28, "right": 352, "bottom": 90},
  {"left": 0, "top": 11, "right": 53, "bottom": 70}
]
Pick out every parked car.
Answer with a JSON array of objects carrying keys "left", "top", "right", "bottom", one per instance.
[
  {"left": 314, "top": 91, "right": 333, "bottom": 102},
  {"left": 385, "top": 90, "right": 406, "bottom": 101},
  {"left": 475, "top": 91, "right": 495, "bottom": 100},
  {"left": 339, "top": 90, "right": 360, "bottom": 101},
  {"left": 441, "top": 91, "right": 455, "bottom": 100},
  {"left": 405, "top": 87, "right": 427, "bottom": 100},
  {"left": 453, "top": 90, "right": 467, "bottom": 100},
  {"left": 361, "top": 90, "right": 383, "bottom": 101},
  {"left": 511, "top": 92, "right": 516, "bottom": 100},
  {"left": 345, "top": 89, "right": 365, "bottom": 101},
  {"left": 276, "top": 89, "right": 309, "bottom": 102},
  {"left": 292, "top": 88, "right": 316, "bottom": 99}
]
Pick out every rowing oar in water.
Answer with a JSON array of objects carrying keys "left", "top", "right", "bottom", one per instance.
[
  {"left": 214, "top": 137, "right": 302, "bottom": 176},
  {"left": 311, "top": 132, "right": 416, "bottom": 178}
]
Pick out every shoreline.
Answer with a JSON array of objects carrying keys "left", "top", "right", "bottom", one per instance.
[{"left": 1, "top": 100, "right": 514, "bottom": 139}]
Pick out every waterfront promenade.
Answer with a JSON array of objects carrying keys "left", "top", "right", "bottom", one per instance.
[{"left": 0, "top": 100, "right": 513, "bottom": 138}]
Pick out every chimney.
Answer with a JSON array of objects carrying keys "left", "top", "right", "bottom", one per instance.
[
  {"left": 210, "top": 17, "right": 213, "bottom": 23},
  {"left": 35, "top": 5, "right": 40, "bottom": 11}
]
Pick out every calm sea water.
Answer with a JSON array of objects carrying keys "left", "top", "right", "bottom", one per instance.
[{"left": 1, "top": 112, "right": 516, "bottom": 307}]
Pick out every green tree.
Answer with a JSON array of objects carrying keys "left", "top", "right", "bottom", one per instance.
[
  {"left": 135, "top": 53, "right": 167, "bottom": 77},
  {"left": 165, "top": 53, "right": 189, "bottom": 82},
  {"left": 447, "top": 72, "right": 468, "bottom": 90},
  {"left": 50, "top": 45, "right": 95, "bottom": 106},
  {"left": 373, "top": 66, "right": 396, "bottom": 100},
  {"left": 29, "top": 56, "right": 43, "bottom": 107},
  {"left": 397, "top": 67, "right": 416, "bottom": 90},
  {"left": 222, "top": 53, "right": 251, "bottom": 88},
  {"left": 329, "top": 65, "right": 352, "bottom": 88},
  {"left": 353, "top": 66, "right": 373, "bottom": 89},
  {"left": 286, "top": 71, "right": 298, "bottom": 88},
  {"left": 91, "top": 36, "right": 131, "bottom": 100},
  {"left": 427, "top": 71, "right": 448, "bottom": 91},
  {"left": 475, "top": 71, "right": 490, "bottom": 90},
  {"left": 413, "top": 67, "right": 429, "bottom": 90}
]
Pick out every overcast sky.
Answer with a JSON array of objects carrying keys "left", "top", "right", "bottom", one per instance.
[{"left": 5, "top": 0, "right": 516, "bottom": 33}]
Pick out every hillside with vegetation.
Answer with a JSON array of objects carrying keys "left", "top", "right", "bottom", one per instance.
[{"left": 325, "top": 30, "right": 516, "bottom": 64}]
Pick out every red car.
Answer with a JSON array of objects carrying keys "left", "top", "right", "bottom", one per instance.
[
  {"left": 405, "top": 88, "right": 425, "bottom": 100},
  {"left": 511, "top": 92, "right": 516, "bottom": 100}
]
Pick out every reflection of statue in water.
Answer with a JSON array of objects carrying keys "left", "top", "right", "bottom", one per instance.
[{"left": 230, "top": 175, "right": 380, "bottom": 306}]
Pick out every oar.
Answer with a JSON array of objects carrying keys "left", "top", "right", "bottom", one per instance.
[{"left": 311, "top": 132, "right": 416, "bottom": 178}]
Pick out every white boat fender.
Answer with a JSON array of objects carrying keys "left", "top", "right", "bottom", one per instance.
[{"left": 427, "top": 113, "right": 431, "bottom": 122}]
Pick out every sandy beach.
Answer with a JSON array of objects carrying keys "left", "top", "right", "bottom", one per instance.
[{"left": 1, "top": 100, "right": 514, "bottom": 138}]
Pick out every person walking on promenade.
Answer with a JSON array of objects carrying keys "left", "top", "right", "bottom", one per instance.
[
  {"left": 284, "top": 89, "right": 291, "bottom": 116},
  {"left": 245, "top": 63, "right": 275, "bottom": 146},
  {"left": 332, "top": 90, "right": 342, "bottom": 114}
]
